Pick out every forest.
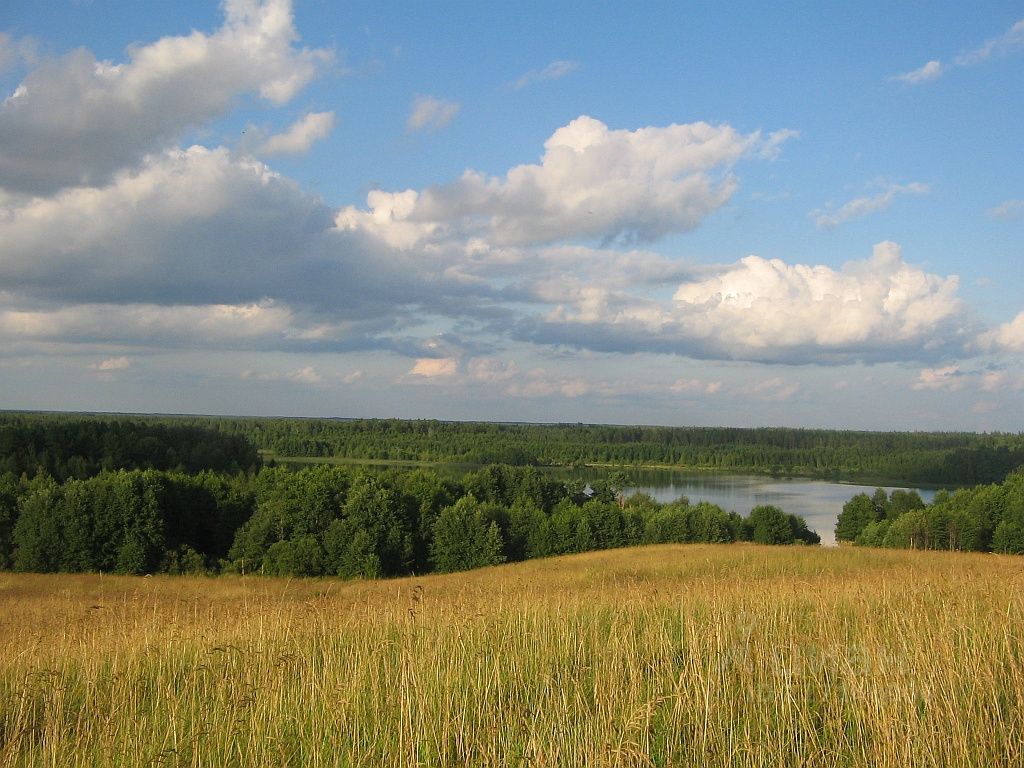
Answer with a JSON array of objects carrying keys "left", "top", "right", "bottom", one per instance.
[
  {"left": 0, "top": 462, "right": 819, "bottom": 577},
  {"left": 0, "top": 413, "right": 259, "bottom": 479},
  {"left": 4, "top": 411, "right": 1024, "bottom": 578},
  {"left": 4, "top": 410, "right": 1024, "bottom": 485},
  {"left": 835, "top": 469, "right": 1024, "bottom": 553}
]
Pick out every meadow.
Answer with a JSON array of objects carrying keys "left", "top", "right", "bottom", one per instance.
[{"left": 1, "top": 544, "right": 1022, "bottom": 767}]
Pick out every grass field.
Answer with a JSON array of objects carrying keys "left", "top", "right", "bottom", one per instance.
[{"left": 1, "top": 544, "right": 1022, "bottom": 767}]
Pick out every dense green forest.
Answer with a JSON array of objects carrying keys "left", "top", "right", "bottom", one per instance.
[
  {"left": 0, "top": 463, "right": 819, "bottom": 577},
  {"left": 4, "top": 411, "right": 1024, "bottom": 485},
  {"left": 835, "top": 469, "right": 1024, "bottom": 553},
  {"left": 0, "top": 413, "right": 259, "bottom": 479}
]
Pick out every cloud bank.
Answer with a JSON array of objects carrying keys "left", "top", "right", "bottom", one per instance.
[{"left": 0, "top": 3, "right": 1017, "bottom": 393}]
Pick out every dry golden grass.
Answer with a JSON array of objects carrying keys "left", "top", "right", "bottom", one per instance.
[{"left": 1, "top": 544, "right": 1022, "bottom": 767}]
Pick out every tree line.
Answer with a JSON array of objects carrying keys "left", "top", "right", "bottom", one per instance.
[
  {"left": 835, "top": 468, "right": 1024, "bottom": 553},
  {"left": 0, "top": 463, "right": 819, "bottom": 577},
  {"left": 5, "top": 411, "right": 1023, "bottom": 485},
  {"left": 234, "top": 418, "right": 1024, "bottom": 485},
  {"left": 0, "top": 413, "right": 259, "bottom": 480}
]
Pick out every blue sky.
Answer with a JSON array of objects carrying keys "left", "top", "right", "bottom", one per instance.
[{"left": 1, "top": 0, "right": 1022, "bottom": 429}]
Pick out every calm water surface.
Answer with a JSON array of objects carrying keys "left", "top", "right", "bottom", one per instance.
[{"left": 560, "top": 468, "right": 936, "bottom": 546}]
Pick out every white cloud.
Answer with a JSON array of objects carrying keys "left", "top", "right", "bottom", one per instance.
[
  {"left": 811, "top": 182, "right": 929, "bottom": 229},
  {"left": 0, "top": 76, "right": 999, "bottom": 376},
  {"left": 257, "top": 111, "right": 335, "bottom": 155},
  {"left": 0, "top": 146, "right": 338, "bottom": 305},
  {"left": 891, "top": 19, "right": 1024, "bottom": 84},
  {"left": 954, "top": 19, "right": 1024, "bottom": 66},
  {"left": 0, "top": 0, "right": 331, "bottom": 194},
  {"left": 670, "top": 242, "right": 965, "bottom": 358},
  {"left": 409, "top": 358, "right": 459, "bottom": 377},
  {"left": 406, "top": 95, "right": 460, "bottom": 132},
  {"left": 344, "top": 115, "right": 791, "bottom": 247},
  {"left": 287, "top": 366, "right": 323, "bottom": 384},
  {"left": 990, "top": 199, "right": 1024, "bottom": 221},
  {"left": 520, "top": 242, "right": 973, "bottom": 365},
  {"left": 977, "top": 312, "right": 1024, "bottom": 354},
  {"left": 891, "top": 60, "right": 944, "bottom": 85},
  {"left": 511, "top": 59, "right": 580, "bottom": 90}
]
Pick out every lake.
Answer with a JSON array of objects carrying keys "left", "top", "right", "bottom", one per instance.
[{"left": 558, "top": 468, "right": 936, "bottom": 546}]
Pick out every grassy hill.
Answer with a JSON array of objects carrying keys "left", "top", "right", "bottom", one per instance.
[{"left": 1, "top": 544, "right": 1022, "bottom": 766}]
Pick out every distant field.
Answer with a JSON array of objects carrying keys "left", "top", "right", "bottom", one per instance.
[{"left": 1, "top": 545, "right": 1022, "bottom": 767}]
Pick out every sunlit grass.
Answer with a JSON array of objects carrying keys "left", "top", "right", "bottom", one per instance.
[{"left": 1, "top": 544, "right": 1022, "bottom": 766}]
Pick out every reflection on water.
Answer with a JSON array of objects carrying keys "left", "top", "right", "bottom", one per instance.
[{"left": 558, "top": 468, "right": 936, "bottom": 546}]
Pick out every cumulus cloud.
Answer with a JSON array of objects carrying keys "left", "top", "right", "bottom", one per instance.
[
  {"left": 0, "top": 146, "right": 337, "bottom": 305},
  {"left": 891, "top": 60, "right": 944, "bottom": 85},
  {"left": 0, "top": 139, "right": 513, "bottom": 354},
  {"left": 511, "top": 59, "right": 580, "bottom": 90},
  {"left": 0, "top": 0, "right": 331, "bottom": 194},
  {"left": 409, "top": 357, "right": 459, "bottom": 377},
  {"left": 518, "top": 242, "right": 974, "bottom": 365},
  {"left": 342, "top": 115, "right": 792, "bottom": 247},
  {"left": 990, "top": 199, "right": 1024, "bottom": 221},
  {"left": 257, "top": 111, "right": 335, "bottom": 155},
  {"left": 811, "top": 181, "right": 929, "bottom": 229},
  {"left": 0, "top": 145, "right": 480, "bottom": 328},
  {"left": 0, "top": 73, "right": 993, "bottom": 375},
  {"left": 406, "top": 95, "right": 460, "bottom": 132},
  {"left": 977, "top": 312, "right": 1024, "bottom": 354}
]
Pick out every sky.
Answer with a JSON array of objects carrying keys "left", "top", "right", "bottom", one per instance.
[{"left": 0, "top": 0, "right": 1022, "bottom": 430}]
